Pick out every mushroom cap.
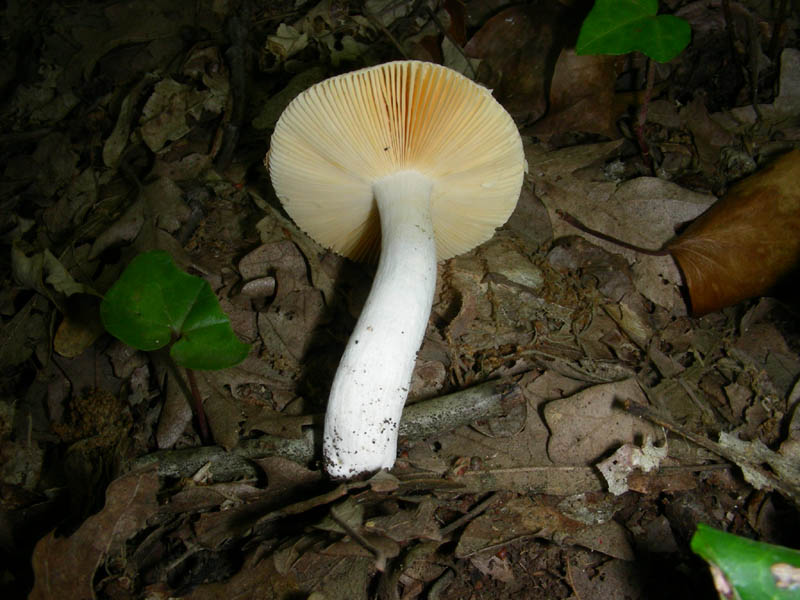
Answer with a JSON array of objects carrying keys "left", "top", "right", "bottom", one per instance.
[{"left": 268, "top": 60, "right": 526, "bottom": 262}]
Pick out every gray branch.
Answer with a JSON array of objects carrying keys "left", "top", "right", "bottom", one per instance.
[{"left": 132, "top": 378, "right": 524, "bottom": 481}]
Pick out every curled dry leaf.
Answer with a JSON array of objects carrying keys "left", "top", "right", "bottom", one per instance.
[{"left": 668, "top": 150, "right": 800, "bottom": 315}]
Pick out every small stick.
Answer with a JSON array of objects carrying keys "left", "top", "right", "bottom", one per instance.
[
  {"left": 136, "top": 377, "right": 525, "bottom": 477},
  {"left": 458, "top": 533, "right": 540, "bottom": 559},
  {"left": 619, "top": 397, "right": 800, "bottom": 508},
  {"left": 362, "top": 7, "right": 408, "bottom": 59},
  {"left": 330, "top": 505, "right": 390, "bottom": 571},
  {"left": 439, "top": 492, "right": 501, "bottom": 537}
]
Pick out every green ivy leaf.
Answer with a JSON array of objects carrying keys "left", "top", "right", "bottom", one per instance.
[
  {"left": 100, "top": 250, "right": 249, "bottom": 370},
  {"left": 691, "top": 523, "right": 800, "bottom": 599},
  {"left": 576, "top": 0, "right": 691, "bottom": 63}
]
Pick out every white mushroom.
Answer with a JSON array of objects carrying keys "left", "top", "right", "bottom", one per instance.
[{"left": 268, "top": 60, "right": 525, "bottom": 478}]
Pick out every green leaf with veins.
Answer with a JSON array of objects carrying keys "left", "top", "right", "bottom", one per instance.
[
  {"left": 100, "top": 250, "right": 249, "bottom": 370},
  {"left": 691, "top": 523, "right": 800, "bottom": 600},
  {"left": 576, "top": 0, "right": 691, "bottom": 63}
]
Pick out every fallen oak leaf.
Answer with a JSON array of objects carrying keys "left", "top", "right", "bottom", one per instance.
[{"left": 667, "top": 149, "right": 800, "bottom": 315}]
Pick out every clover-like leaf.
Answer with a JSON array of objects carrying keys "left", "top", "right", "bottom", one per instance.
[
  {"left": 576, "top": 0, "right": 691, "bottom": 63},
  {"left": 100, "top": 250, "right": 249, "bottom": 370},
  {"left": 691, "top": 523, "right": 800, "bottom": 599}
]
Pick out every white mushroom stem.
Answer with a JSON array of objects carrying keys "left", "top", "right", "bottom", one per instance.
[{"left": 323, "top": 170, "right": 437, "bottom": 478}]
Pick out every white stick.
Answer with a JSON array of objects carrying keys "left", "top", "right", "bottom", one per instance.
[{"left": 323, "top": 170, "right": 437, "bottom": 478}]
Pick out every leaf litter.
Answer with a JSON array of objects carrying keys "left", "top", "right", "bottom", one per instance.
[{"left": 1, "top": 0, "right": 799, "bottom": 599}]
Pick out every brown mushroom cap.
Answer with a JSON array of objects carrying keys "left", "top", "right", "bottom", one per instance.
[{"left": 268, "top": 60, "right": 526, "bottom": 262}]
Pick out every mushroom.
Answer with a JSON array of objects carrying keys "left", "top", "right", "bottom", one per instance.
[{"left": 268, "top": 60, "right": 525, "bottom": 478}]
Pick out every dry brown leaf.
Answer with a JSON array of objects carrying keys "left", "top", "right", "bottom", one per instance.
[
  {"left": 463, "top": 4, "right": 565, "bottom": 123},
  {"left": 363, "top": 497, "right": 441, "bottom": 542},
  {"left": 528, "top": 48, "right": 624, "bottom": 141},
  {"left": 245, "top": 410, "right": 315, "bottom": 438},
  {"left": 455, "top": 496, "right": 633, "bottom": 561},
  {"left": 567, "top": 551, "right": 644, "bottom": 600},
  {"left": 29, "top": 468, "right": 160, "bottom": 600},
  {"left": 183, "top": 554, "right": 302, "bottom": 600},
  {"left": 527, "top": 140, "right": 714, "bottom": 313},
  {"left": 544, "top": 378, "right": 658, "bottom": 465},
  {"left": 668, "top": 150, "right": 800, "bottom": 315}
]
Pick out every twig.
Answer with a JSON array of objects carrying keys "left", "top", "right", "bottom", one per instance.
[
  {"left": 619, "top": 397, "right": 800, "bottom": 508},
  {"left": 362, "top": 6, "right": 408, "bottom": 59},
  {"left": 721, "top": 0, "right": 762, "bottom": 119},
  {"left": 439, "top": 492, "right": 500, "bottom": 537},
  {"left": 399, "top": 378, "right": 523, "bottom": 439},
  {"left": 458, "top": 533, "right": 540, "bottom": 559},
  {"left": 134, "top": 377, "right": 525, "bottom": 478},
  {"left": 330, "top": 504, "right": 390, "bottom": 571},
  {"left": 744, "top": 6, "right": 763, "bottom": 119},
  {"left": 721, "top": 0, "right": 740, "bottom": 64}
]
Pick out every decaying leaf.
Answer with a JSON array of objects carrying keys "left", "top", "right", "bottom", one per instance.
[
  {"left": 544, "top": 378, "right": 658, "bottom": 465},
  {"left": 29, "top": 468, "right": 160, "bottom": 600},
  {"left": 139, "top": 79, "right": 196, "bottom": 152},
  {"left": 718, "top": 431, "right": 800, "bottom": 494},
  {"left": 103, "top": 74, "right": 159, "bottom": 168},
  {"left": 0, "top": 303, "right": 48, "bottom": 369},
  {"left": 597, "top": 435, "right": 669, "bottom": 495},
  {"left": 528, "top": 140, "right": 715, "bottom": 313},
  {"left": 11, "top": 246, "right": 94, "bottom": 306},
  {"left": 528, "top": 48, "right": 624, "bottom": 141},
  {"left": 668, "top": 150, "right": 800, "bottom": 315},
  {"left": 455, "top": 496, "right": 634, "bottom": 561},
  {"left": 464, "top": 4, "right": 564, "bottom": 123},
  {"left": 568, "top": 552, "right": 644, "bottom": 600},
  {"left": 267, "top": 23, "right": 309, "bottom": 60}
]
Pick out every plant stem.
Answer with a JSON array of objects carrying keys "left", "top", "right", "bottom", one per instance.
[
  {"left": 634, "top": 58, "right": 656, "bottom": 174},
  {"left": 185, "top": 368, "right": 211, "bottom": 445}
]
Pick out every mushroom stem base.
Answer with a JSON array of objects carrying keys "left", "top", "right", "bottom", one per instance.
[{"left": 323, "top": 170, "right": 437, "bottom": 478}]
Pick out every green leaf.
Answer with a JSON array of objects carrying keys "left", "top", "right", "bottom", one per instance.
[
  {"left": 576, "top": 0, "right": 691, "bottom": 63},
  {"left": 691, "top": 523, "right": 800, "bottom": 599},
  {"left": 100, "top": 250, "right": 249, "bottom": 370}
]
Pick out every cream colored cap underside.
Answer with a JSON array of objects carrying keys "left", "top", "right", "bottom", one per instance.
[{"left": 268, "top": 60, "right": 525, "bottom": 262}]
